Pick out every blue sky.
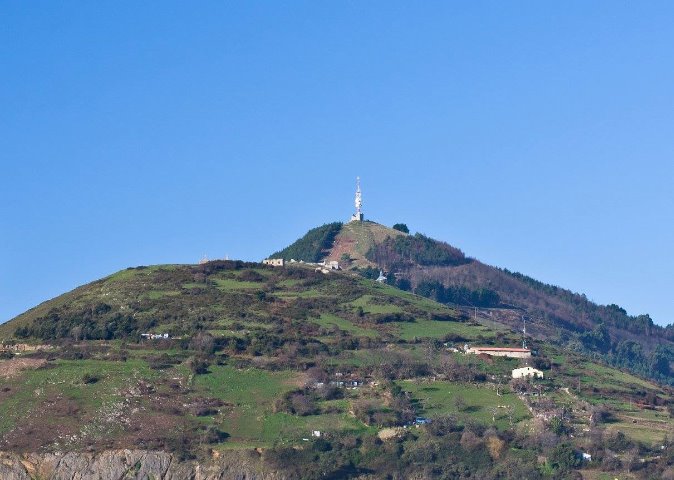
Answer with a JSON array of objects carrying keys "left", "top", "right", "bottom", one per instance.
[{"left": 2, "top": 2, "right": 673, "bottom": 325}]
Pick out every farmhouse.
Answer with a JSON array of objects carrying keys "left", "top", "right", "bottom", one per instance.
[
  {"left": 466, "top": 347, "right": 532, "bottom": 359},
  {"left": 512, "top": 366, "right": 544, "bottom": 379}
]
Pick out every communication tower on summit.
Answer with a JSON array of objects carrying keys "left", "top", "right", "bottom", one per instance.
[{"left": 350, "top": 177, "right": 364, "bottom": 222}]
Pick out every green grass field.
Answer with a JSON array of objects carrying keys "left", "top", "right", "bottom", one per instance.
[
  {"left": 583, "top": 362, "right": 658, "bottom": 390},
  {"left": 399, "top": 380, "right": 530, "bottom": 429},
  {"left": 396, "top": 319, "right": 494, "bottom": 341},
  {"left": 349, "top": 295, "right": 404, "bottom": 314},
  {"left": 311, "top": 314, "right": 380, "bottom": 338},
  {"left": 144, "top": 290, "right": 181, "bottom": 300},
  {"left": 193, "top": 365, "right": 369, "bottom": 446},
  {"left": 0, "top": 358, "right": 156, "bottom": 436},
  {"left": 275, "top": 289, "right": 327, "bottom": 299},
  {"left": 214, "top": 278, "right": 262, "bottom": 290}
]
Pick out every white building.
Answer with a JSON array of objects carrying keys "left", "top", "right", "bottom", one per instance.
[
  {"left": 263, "top": 258, "right": 284, "bottom": 267},
  {"left": 512, "top": 366, "right": 544, "bottom": 379},
  {"left": 467, "top": 347, "right": 532, "bottom": 359}
]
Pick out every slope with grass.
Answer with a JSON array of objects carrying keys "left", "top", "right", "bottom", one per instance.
[
  {"left": 1, "top": 258, "right": 673, "bottom": 478},
  {"left": 272, "top": 220, "right": 674, "bottom": 387}
]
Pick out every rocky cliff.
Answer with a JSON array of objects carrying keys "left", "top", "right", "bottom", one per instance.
[{"left": 0, "top": 449, "right": 286, "bottom": 480}]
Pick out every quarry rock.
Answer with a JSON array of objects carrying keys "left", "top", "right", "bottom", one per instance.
[{"left": 0, "top": 450, "right": 286, "bottom": 480}]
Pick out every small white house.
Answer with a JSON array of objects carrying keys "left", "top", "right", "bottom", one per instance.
[
  {"left": 512, "top": 366, "right": 544, "bottom": 379},
  {"left": 311, "top": 430, "right": 321, "bottom": 438}
]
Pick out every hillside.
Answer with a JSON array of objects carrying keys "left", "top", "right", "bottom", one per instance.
[
  {"left": 272, "top": 220, "right": 674, "bottom": 387},
  {"left": 2, "top": 260, "right": 674, "bottom": 478}
]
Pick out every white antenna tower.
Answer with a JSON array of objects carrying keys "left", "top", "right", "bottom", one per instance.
[
  {"left": 522, "top": 315, "right": 527, "bottom": 349},
  {"left": 350, "top": 176, "right": 364, "bottom": 222}
]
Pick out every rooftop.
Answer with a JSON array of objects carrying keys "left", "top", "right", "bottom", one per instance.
[{"left": 471, "top": 347, "right": 531, "bottom": 352}]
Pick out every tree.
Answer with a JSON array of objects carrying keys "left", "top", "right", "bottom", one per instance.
[
  {"left": 549, "top": 442, "right": 580, "bottom": 471},
  {"left": 590, "top": 405, "right": 613, "bottom": 426},
  {"left": 548, "top": 416, "right": 569, "bottom": 436},
  {"left": 505, "top": 405, "right": 515, "bottom": 426},
  {"left": 187, "top": 356, "right": 210, "bottom": 375},
  {"left": 396, "top": 278, "right": 412, "bottom": 291},
  {"left": 290, "top": 393, "right": 318, "bottom": 416},
  {"left": 486, "top": 435, "right": 505, "bottom": 459},
  {"left": 392, "top": 223, "right": 409, "bottom": 234},
  {"left": 189, "top": 331, "right": 215, "bottom": 354}
]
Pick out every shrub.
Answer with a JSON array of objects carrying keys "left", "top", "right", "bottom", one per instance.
[
  {"left": 312, "top": 438, "right": 332, "bottom": 452},
  {"left": 187, "top": 356, "right": 210, "bottom": 375},
  {"left": 549, "top": 442, "right": 581, "bottom": 471},
  {"left": 200, "top": 425, "right": 229, "bottom": 444},
  {"left": 189, "top": 332, "right": 215, "bottom": 354},
  {"left": 81, "top": 373, "right": 100, "bottom": 384}
]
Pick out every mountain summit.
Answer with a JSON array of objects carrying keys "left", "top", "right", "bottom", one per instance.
[{"left": 271, "top": 219, "right": 674, "bottom": 385}]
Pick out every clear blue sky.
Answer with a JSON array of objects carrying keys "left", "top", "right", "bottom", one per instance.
[{"left": 2, "top": 2, "right": 673, "bottom": 326}]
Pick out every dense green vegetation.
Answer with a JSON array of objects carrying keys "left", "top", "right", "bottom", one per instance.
[
  {"left": 392, "top": 223, "right": 409, "bottom": 234},
  {"left": 415, "top": 280, "right": 501, "bottom": 308},
  {"left": 367, "top": 232, "right": 469, "bottom": 269},
  {"left": 504, "top": 269, "right": 663, "bottom": 338},
  {"left": 271, "top": 222, "right": 343, "bottom": 262}
]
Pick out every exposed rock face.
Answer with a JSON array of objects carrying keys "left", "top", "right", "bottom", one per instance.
[{"left": 0, "top": 449, "right": 286, "bottom": 480}]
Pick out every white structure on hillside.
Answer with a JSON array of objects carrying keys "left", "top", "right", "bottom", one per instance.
[
  {"left": 350, "top": 176, "right": 364, "bottom": 222},
  {"left": 512, "top": 366, "right": 544, "bottom": 379},
  {"left": 466, "top": 347, "right": 532, "bottom": 359},
  {"left": 263, "top": 258, "right": 285, "bottom": 267},
  {"left": 376, "top": 270, "right": 387, "bottom": 283}
]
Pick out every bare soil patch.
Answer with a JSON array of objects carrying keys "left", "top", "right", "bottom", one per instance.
[{"left": 0, "top": 358, "right": 47, "bottom": 378}]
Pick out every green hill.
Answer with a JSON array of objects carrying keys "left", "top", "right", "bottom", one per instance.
[
  {"left": 1, "top": 259, "right": 673, "bottom": 478},
  {"left": 272, "top": 220, "right": 674, "bottom": 387}
]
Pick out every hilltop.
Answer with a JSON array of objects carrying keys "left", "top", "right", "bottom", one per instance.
[
  {"left": 0, "top": 236, "right": 673, "bottom": 477},
  {"left": 272, "top": 220, "right": 674, "bottom": 386}
]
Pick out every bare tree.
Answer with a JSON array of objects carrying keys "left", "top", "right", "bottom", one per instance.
[{"left": 505, "top": 405, "right": 515, "bottom": 426}]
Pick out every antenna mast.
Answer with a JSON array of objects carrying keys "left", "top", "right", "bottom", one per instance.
[
  {"left": 350, "top": 176, "right": 364, "bottom": 222},
  {"left": 522, "top": 315, "right": 527, "bottom": 349}
]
